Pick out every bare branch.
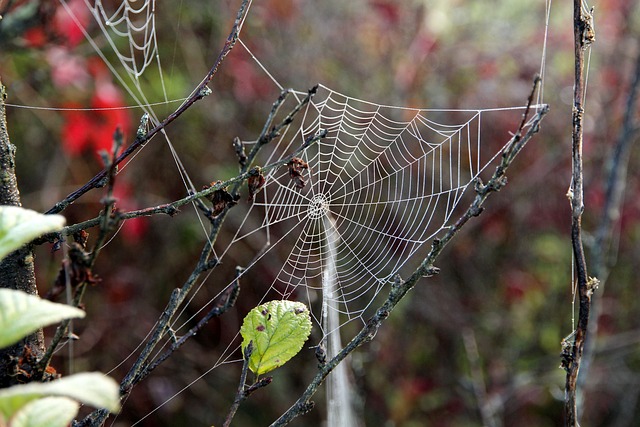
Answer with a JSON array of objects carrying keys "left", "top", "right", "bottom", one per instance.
[
  {"left": 563, "top": 0, "right": 597, "bottom": 425},
  {"left": 35, "top": 128, "right": 125, "bottom": 380},
  {"left": 223, "top": 341, "right": 253, "bottom": 427},
  {"left": 578, "top": 36, "right": 640, "bottom": 411},
  {"left": 47, "top": 0, "right": 253, "bottom": 216},
  {"left": 73, "top": 96, "right": 325, "bottom": 427}
]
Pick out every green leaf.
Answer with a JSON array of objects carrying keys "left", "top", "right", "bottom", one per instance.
[
  {"left": 0, "top": 206, "right": 65, "bottom": 261},
  {"left": 240, "top": 300, "right": 312, "bottom": 375},
  {"left": 0, "top": 289, "right": 85, "bottom": 349},
  {"left": 9, "top": 397, "right": 79, "bottom": 427},
  {"left": 0, "top": 372, "right": 120, "bottom": 420}
]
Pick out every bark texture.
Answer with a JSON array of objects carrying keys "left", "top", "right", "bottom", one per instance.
[{"left": 0, "top": 79, "right": 45, "bottom": 388}]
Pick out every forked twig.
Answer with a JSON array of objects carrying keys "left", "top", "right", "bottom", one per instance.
[
  {"left": 36, "top": 128, "right": 125, "bottom": 380},
  {"left": 73, "top": 94, "right": 324, "bottom": 427}
]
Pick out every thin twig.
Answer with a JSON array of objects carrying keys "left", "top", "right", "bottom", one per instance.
[
  {"left": 73, "top": 102, "right": 325, "bottom": 427},
  {"left": 223, "top": 342, "right": 253, "bottom": 427},
  {"left": 563, "top": 1, "right": 596, "bottom": 425},
  {"left": 35, "top": 128, "right": 125, "bottom": 380},
  {"left": 249, "top": 85, "right": 318, "bottom": 159},
  {"left": 46, "top": 0, "right": 253, "bottom": 216},
  {"left": 578, "top": 37, "right": 640, "bottom": 410},
  {"left": 270, "top": 78, "right": 548, "bottom": 426},
  {"left": 37, "top": 127, "right": 326, "bottom": 243},
  {"left": 136, "top": 272, "right": 240, "bottom": 383}
]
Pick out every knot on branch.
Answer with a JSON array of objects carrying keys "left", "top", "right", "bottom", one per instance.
[
  {"left": 474, "top": 176, "right": 508, "bottom": 197},
  {"left": 165, "top": 205, "right": 180, "bottom": 217},
  {"left": 197, "top": 257, "right": 220, "bottom": 274},
  {"left": 314, "top": 343, "right": 327, "bottom": 367},
  {"left": 560, "top": 337, "right": 574, "bottom": 372},
  {"left": 392, "top": 273, "right": 403, "bottom": 289},
  {"left": 469, "top": 205, "right": 484, "bottom": 217},
  {"left": 422, "top": 266, "right": 440, "bottom": 278},
  {"left": 298, "top": 401, "right": 315, "bottom": 415},
  {"left": 364, "top": 318, "right": 383, "bottom": 343},
  {"left": 198, "top": 86, "right": 213, "bottom": 99},
  {"left": 431, "top": 237, "right": 443, "bottom": 251}
]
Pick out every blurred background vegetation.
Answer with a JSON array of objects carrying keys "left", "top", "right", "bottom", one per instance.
[{"left": 1, "top": 0, "right": 640, "bottom": 426}]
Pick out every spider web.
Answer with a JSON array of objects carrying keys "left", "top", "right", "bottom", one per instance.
[
  {"left": 233, "top": 85, "right": 496, "bottom": 334},
  {"left": 92, "top": 0, "right": 159, "bottom": 80},
  {"left": 207, "top": 84, "right": 540, "bottom": 427},
  {"left": 7, "top": 0, "right": 552, "bottom": 423}
]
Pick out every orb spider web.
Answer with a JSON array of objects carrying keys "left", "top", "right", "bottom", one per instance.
[{"left": 231, "top": 84, "right": 518, "bottom": 338}]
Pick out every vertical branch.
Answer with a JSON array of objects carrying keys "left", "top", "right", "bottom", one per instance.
[
  {"left": 578, "top": 46, "right": 640, "bottom": 403},
  {"left": 563, "top": 1, "right": 596, "bottom": 425},
  {"left": 0, "top": 79, "right": 45, "bottom": 387}
]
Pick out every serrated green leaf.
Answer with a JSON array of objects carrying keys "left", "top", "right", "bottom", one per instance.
[
  {"left": 0, "top": 206, "right": 65, "bottom": 261},
  {"left": 0, "top": 372, "right": 120, "bottom": 420},
  {"left": 240, "top": 300, "right": 312, "bottom": 375},
  {"left": 0, "top": 289, "right": 85, "bottom": 349},
  {"left": 9, "top": 397, "right": 79, "bottom": 427}
]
